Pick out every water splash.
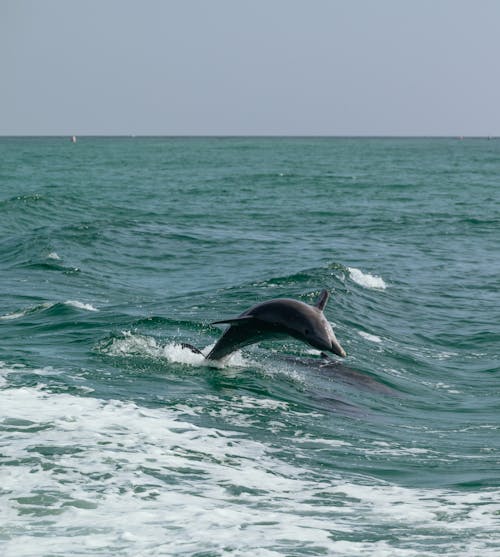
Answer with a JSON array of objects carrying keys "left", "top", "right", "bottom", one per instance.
[{"left": 99, "top": 331, "right": 249, "bottom": 368}]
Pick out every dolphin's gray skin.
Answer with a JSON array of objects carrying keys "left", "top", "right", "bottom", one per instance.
[
  {"left": 205, "top": 289, "right": 346, "bottom": 361},
  {"left": 281, "top": 353, "right": 399, "bottom": 397}
]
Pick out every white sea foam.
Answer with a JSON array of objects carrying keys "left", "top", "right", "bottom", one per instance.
[
  {"left": 0, "top": 362, "right": 8, "bottom": 387},
  {"left": 1, "top": 382, "right": 500, "bottom": 556},
  {"left": 101, "top": 332, "right": 250, "bottom": 368},
  {"left": 0, "top": 310, "right": 28, "bottom": 320},
  {"left": 305, "top": 348, "right": 323, "bottom": 355},
  {"left": 0, "top": 300, "right": 97, "bottom": 320},
  {"left": 64, "top": 300, "right": 98, "bottom": 311},
  {"left": 366, "top": 440, "right": 431, "bottom": 457},
  {"left": 197, "top": 394, "right": 291, "bottom": 428},
  {"left": 0, "top": 302, "right": 54, "bottom": 320},
  {"left": 47, "top": 251, "right": 61, "bottom": 260},
  {"left": 348, "top": 267, "right": 387, "bottom": 289},
  {"left": 358, "top": 331, "right": 383, "bottom": 343}
]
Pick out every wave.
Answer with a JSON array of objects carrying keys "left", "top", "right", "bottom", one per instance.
[
  {"left": 239, "top": 262, "right": 387, "bottom": 298},
  {"left": 1, "top": 380, "right": 499, "bottom": 556},
  {"left": 0, "top": 192, "right": 45, "bottom": 208},
  {"left": 64, "top": 300, "right": 98, "bottom": 312},
  {"left": 0, "top": 302, "right": 54, "bottom": 321},
  {"left": 0, "top": 234, "right": 81, "bottom": 273},
  {"left": 348, "top": 267, "right": 387, "bottom": 289},
  {"left": 0, "top": 300, "right": 98, "bottom": 321}
]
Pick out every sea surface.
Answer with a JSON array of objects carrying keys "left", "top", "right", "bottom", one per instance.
[{"left": 1, "top": 136, "right": 499, "bottom": 556}]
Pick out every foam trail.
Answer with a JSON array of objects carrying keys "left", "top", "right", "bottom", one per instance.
[
  {"left": 348, "top": 267, "right": 387, "bottom": 289},
  {"left": 1, "top": 383, "right": 500, "bottom": 556}
]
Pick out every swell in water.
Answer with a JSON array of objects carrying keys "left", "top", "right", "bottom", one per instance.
[{"left": 1, "top": 137, "right": 499, "bottom": 555}]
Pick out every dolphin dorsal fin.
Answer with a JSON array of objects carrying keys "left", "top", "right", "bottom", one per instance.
[
  {"left": 211, "top": 316, "right": 254, "bottom": 326},
  {"left": 315, "top": 289, "right": 329, "bottom": 311}
]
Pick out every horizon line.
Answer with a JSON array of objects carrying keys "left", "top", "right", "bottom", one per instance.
[{"left": 0, "top": 134, "right": 497, "bottom": 139}]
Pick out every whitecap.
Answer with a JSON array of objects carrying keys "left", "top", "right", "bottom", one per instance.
[
  {"left": 1, "top": 301, "right": 97, "bottom": 320},
  {"left": 0, "top": 310, "right": 28, "bottom": 321},
  {"left": 64, "top": 300, "right": 98, "bottom": 312},
  {"left": 47, "top": 252, "right": 61, "bottom": 260},
  {"left": 348, "top": 267, "right": 387, "bottom": 289},
  {"left": 0, "top": 302, "right": 54, "bottom": 321}
]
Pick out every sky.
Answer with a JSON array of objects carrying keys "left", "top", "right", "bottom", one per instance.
[{"left": 1, "top": 0, "right": 500, "bottom": 136}]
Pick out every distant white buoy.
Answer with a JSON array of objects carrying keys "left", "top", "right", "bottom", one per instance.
[{"left": 71, "top": 135, "right": 77, "bottom": 143}]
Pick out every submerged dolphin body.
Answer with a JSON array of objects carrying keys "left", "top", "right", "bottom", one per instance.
[
  {"left": 204, "top": 289, "right": 346, "bottom": 361},
  {"left": 280, "top": 353, "right": 399, "bottom": 397}
]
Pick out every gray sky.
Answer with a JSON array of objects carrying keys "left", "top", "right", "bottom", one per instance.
[{"left": 2, "top": 0, "right": 499, "bottom": 136}]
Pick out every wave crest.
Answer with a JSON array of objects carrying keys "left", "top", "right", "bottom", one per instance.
[
  {"left": 348, "top": 267, "right": 387, "bottom": 289},
  {"left": 0, "top": 300, "right": 98, "bottom": 320}
]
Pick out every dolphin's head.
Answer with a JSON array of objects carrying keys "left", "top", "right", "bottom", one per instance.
[
  {"left": 282, "top": 290, "right": 346, "bottom": 358},
  {"left": 302, "top": 311, "right": 347, "bottom": 358},
  {"left": 248, "top": 290, "right": 347, "bottom": 358}
]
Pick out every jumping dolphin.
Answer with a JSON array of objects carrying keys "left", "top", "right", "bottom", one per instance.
[{"left": 202, "top": 289, "right": 346, "bottom": 361}]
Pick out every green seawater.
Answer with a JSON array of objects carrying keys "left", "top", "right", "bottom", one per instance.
[{"left": 1, "top": 137, "right": 499, "bottom": 555}]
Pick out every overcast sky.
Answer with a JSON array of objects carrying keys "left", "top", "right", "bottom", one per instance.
[{"left": 2, "top": 0, "right": 499, "bottom": 136}]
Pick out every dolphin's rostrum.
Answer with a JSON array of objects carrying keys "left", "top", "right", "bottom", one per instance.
[{"left": 205, "top": 289, "right": 346, "bottom": 361}]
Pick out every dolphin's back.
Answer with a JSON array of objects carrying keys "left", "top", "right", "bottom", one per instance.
[
  {"left": 206, "top": 299, "right": 315, "bottom": 360},
  {"left": 205, "top": 290, "right": 345, "bottom": 361}
]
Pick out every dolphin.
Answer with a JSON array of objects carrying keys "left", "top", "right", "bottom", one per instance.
[
  {"left": 203, "top": 289, "right": 346, "bottom": 361},
  {"left": 280, "top": 353, "right": 399, "bottom": 397}
]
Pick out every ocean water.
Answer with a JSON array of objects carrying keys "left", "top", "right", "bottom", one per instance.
[{"left": 1, "top": 136, "right": 499, "bottom": 556}]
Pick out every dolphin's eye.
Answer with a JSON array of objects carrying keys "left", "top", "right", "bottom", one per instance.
[{"left": 304, "top": 328, "right": 310, "bottom": 336}]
